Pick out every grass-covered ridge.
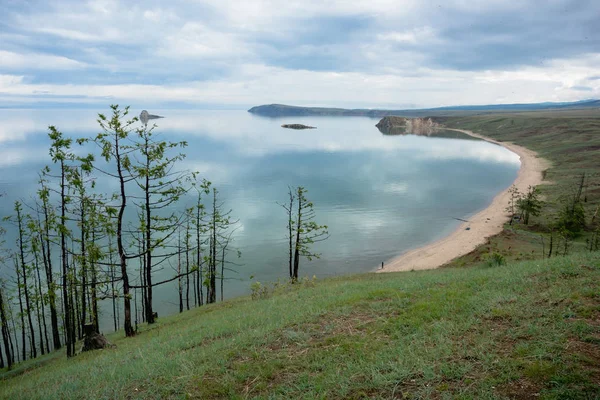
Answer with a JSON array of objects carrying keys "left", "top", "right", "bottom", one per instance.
[{"left": 1, "top": 252, "right": 599, "bottom": 399}]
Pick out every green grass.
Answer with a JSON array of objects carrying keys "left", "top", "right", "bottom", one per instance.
[{"left": 1, "top": 252, "right": 599, "bottom": 399}]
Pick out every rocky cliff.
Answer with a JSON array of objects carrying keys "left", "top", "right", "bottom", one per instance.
[{"left": 376, "top": 116, "right": 440, "bottom": 136}]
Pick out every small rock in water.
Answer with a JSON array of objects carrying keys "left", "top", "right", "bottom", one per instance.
[{"left": 281, "top": 124, "right": 316, "bottom": 130}]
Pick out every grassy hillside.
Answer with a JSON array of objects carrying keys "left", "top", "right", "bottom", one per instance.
[
  {"left": 438, "top": 110, "right": 600, "bottom": 268},
  {"left": 1, "top": 252, "right": 599, "bottom": 399}
]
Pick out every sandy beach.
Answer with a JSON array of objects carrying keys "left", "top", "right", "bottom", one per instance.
[{"left": 377, "top": 128, "right": 550, "bottom": 273}]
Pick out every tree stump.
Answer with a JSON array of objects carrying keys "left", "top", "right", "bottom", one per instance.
[{"left": 82, "top": 323, "right": 114, "bottom": 352}]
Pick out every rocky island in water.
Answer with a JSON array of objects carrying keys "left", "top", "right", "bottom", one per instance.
[{"left": 281, "top": 124, "right": 316, "bottom": 130}]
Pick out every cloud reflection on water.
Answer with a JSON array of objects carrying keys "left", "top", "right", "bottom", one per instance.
[{"left": 0, "top": 109, "right": 519, "bottom": 168}]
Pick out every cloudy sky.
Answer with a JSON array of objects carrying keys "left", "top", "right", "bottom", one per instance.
[{"left": 1, "top": 0, "right": 599, "bottom": 109}]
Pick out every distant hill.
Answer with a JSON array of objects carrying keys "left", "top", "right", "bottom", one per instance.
[{"left": 248, "top": 99, "right": 600, "bottom": 117}]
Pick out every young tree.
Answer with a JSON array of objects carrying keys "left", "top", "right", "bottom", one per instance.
[
  {"left": 177, "top": 229, "right": 183, "bottom": 313},
  {"left": 28, "top": 225, "right": 49, "bottom": 355},
  {"left": 516, "top": 185, "right": 543, "bottom": 225},
  {"left": 48, "top": 126, "right": 77, "bottom": 356},
  {"left": 89, "top": 105, "right": 137, "bottom": 337},
  {"left": 36, "top": 174, "right": 62, "bottom": 350},
  {"left": 281, "top": 187, "right": 328, "bottom": 281},
  {"left": 505, "top": 185, "right": 522, "bottom": 225},
  {"left": 557, "top": 173, "right": 587, "bottom": 233},
  {"left": 129, "top": 123, "right": 189, "bottom": 324},
  {"left": 192, "top": 180, "right": 211, "bottom": 307},
  {"left": 13, "top": 202, "right": 37, "bottom": 359},
  {"left": 0, "top": 219, "right": 14, "bottom": 369},
  {"left": 0, "top": 281, "right": 13, "bottom": 369},
  {"left": 203, "top": 186, "right": 239, "bottom": 304},
  {"left": 280, "top": 188, "right": 295, "bottom": 279}
]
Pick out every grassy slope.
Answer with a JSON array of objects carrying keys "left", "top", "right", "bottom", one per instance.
[
  {"left": 439, "top": 110, "right": 600, "bottom": 267},
  {"left": 1, "top": 252, "right": 599, "bottom": 399}
]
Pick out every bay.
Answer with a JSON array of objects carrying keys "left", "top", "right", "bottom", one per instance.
[{"left": 0, "top": 108, "right": 519, "bottom": 328}]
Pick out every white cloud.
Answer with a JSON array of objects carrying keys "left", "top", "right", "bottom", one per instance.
[
  {"left": 2, "top": 55, "right": 599, "bottom": 108},
  {"left": 377, "top": 27, "right": 437, "bottom": 45},
  {"left": 0, "top": 0, "right": 598, "bottom": 107},
  {"left": 0, "top": 50, "right": 86, "bottom": 70},
  {"left": 158, "top": 22, "right": 252, "bottom": 60}
]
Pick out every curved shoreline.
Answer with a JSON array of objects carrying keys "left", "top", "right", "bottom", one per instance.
[{"left": 377, "top": 128, "right": 550, "bottom": 273}]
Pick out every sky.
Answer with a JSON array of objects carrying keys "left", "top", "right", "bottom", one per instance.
[{"left": 0, "top": 0, "right": 599, "bottom": 109}]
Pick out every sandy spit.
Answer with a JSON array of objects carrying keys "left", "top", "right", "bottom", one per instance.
[{"left": 377, "top": 128, "right": 550, "bottom": 273}]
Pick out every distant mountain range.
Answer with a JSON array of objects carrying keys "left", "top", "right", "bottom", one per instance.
[{"left": 248, "top": 99, "right": 600, "bottom": 118}]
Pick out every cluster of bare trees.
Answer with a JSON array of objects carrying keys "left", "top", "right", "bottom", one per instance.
[
  {"left": 0, "top": 105, "right": 331, "bottom": 370},
  {"left": 0, "top": 106, "right": 241, "bottom": 368}
]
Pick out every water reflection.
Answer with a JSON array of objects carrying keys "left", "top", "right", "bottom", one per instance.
[{"left": 0, "top": 109, "right": 520, "bottom": 327}]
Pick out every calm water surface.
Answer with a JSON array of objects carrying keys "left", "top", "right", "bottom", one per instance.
[{"left": 0, "top": 109, "right": 519, "bottom": 329}]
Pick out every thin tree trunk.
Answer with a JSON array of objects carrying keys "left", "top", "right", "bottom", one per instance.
[
  {"left": 193, "top": 265, "right": 198, "bottom": 307},
  {"left": 0, "top": 338, "right": 4, "bottom": 369},
  {"left": 0, "top": 288, "right": 13, "bottom": 368},
  {"left": 15, "top": 260, "right": 27, "bottom": 362},
  {"left": 139, "top": 234, "right": 145, "bottom": 323},
  {"left": 292, "top": 191, "right": 302, "bottom": 281},
  {"left": 80, "top": 200, "right": 87, "bottom": 336},
  {"left": 9, "top": 307, "right": 19, "bottom": 363},
  {"left": 134, "top": 288, "right": 138, "bottom": 332},
  {"left": 109, "top": 236, "right": 118, "bottom": 332},
  {"left": 16, "top": 204, "right": 37, "bottom": 359},
  {"left": 140, "top": 255, "right": 146, "bottom": 323},
  {"left": 178, "top": 231, "right": 183, "bottom": 313},
  {"left": 221, "top": 247, "right": 225, "bottom": 302},
  {"left": 33, "top": 251, "right": 47, "bottom": 355},
  {"left": 40, "top": 194, "right": 61, "bottom": 350},
  {"left": 196, "top": 201, "right": 203, "bottom": 306},
  {"left": 73, "top": 253, "right": 82, "bottom": 341},
  {"left": 209, "top": 190, "right": 217, "bottom": 304},
  {"left": 186, "top": 221, "right": 190, "bottom": 311},
  {"left": 90, "top": 231, "right": 99, "bottom": 333},
  {"left": 59, "top": 160, "right": 74, "bottom": 357},
  {"left": 115, "top": 134, "right": 134, "bottom": 337},
  {"left": 287, "top": 188, "right": 294, "bottom": 279},
  {"left": 144, "top": 154, "right": 155, "bottom": 324}
]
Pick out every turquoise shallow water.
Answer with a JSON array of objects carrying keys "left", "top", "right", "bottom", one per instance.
[{"left": 0, "top": 108, "right": 519, "bottom": 328}]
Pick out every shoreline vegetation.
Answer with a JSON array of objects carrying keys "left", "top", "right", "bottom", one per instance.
[{"left": 378, "top": 128, "right": 551, "bottom": 273}]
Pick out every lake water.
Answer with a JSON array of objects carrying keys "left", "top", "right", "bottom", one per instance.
[{"left": 0, "top": 108, "right": 519, "bottom": 330}]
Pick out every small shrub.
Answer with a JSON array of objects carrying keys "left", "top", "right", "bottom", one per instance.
[
  {"left": 250, "top": 281, "right": 269, "bottom": 300},
  {"left": 300, "top": 275, "right": 317, "bottom": 288},
  {"left": 484, "top": 252, "right": 506, "bottom": 267},
  {"left": 250, "top": 276, "right": 317, "bottom": 300}
]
